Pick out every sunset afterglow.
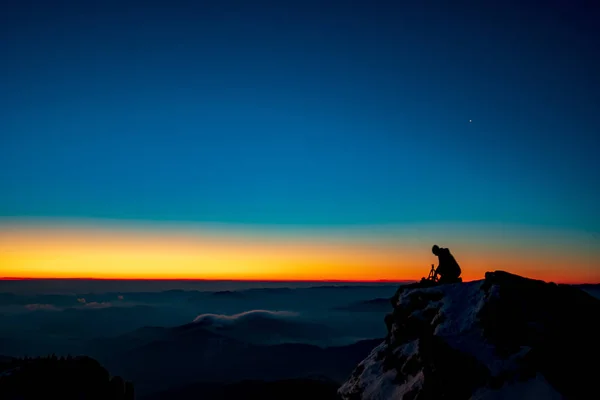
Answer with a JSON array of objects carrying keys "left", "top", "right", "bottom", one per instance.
[{"left": 1, "top": 218, "right": 597, "bottom": 283}]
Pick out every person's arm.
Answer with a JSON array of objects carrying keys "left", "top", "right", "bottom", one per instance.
[{"left": 435, "top": 257, "right": 444, "bottom": 276}]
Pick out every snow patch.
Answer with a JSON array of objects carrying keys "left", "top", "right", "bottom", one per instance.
[
  {"left": 395, "top": 371, "right": 424, "bottom": 399},
  {"left": 433, "top": 281, "right": 486, "bottom": 337},
  {"left": 338, "top": 342, "right": 391, "bottom": 398},
  {"left": 361, "top": 369, "right": 402, "bottom": 400},
  {"left": 397, "top": 339, "right": 419, "bottom": 358}
]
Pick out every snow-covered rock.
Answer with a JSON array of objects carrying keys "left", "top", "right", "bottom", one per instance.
[{"left": 339, "top": 271, "right": 600, "bottom": 399}]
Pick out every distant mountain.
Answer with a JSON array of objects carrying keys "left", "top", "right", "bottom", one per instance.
[
  {"left": 333, "top": 298, "right": 391, "bottom": 312},
  {"left": 210, "top": 290, "right": 247, "bottom": 298},
  {"left": 574, "top": 283, "right": 600, "bottom": 299},
  {"left": 0, "top": 355, "right": 133, "bottom": 400},
  {"left": 87, "top": 326, "right": 169, "bottom": 356},
  {"left": 88, "top": 310, "right": 342, "bottom": 358},
  {"left": 189, "top": 310, "right": 342, "bottom": 345},
  {"left": 96, "top": 318, "right": 382, "bottom": 397},
  {"left": 339, "top": 271, "right": 600, "bottom": 399}
]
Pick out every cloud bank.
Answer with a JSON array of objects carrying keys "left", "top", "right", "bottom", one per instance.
[
  {"left": 24, "top": 303, "right": 59, "bottom": 311},
  {"left": 192, "top": 310, "right": 299, "bottom": 328}
]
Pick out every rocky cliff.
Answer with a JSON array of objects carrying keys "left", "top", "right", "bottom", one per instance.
[{"left": 339, "top": 271, "right": 599, "bottom": 399}]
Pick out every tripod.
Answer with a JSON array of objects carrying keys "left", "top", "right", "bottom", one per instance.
[{"left": 427, "top": 264, "right": 438, "bottom": 282}]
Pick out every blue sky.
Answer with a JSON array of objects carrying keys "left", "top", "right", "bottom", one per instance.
[{"left": 1, "top": 0, "right": 599, "bottom": 233}]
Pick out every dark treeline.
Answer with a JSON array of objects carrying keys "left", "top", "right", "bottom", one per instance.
[{"left": 0, "top": 354, "right": 133, "bottom": 400}]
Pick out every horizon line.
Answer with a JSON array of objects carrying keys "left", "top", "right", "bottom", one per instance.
[
  {"left": 1, "top": 277, "right": 597, "bottom": 285},
  {"left": 0, "top": 277, "right": 418, "bottom": 283}
]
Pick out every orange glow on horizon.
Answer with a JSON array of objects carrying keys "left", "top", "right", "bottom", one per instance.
[{"left": 1, "top": 219, "right": 598, "bottom": 284}]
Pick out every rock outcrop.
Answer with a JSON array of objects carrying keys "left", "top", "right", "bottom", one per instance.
[{"left": 339, "top": 271, "right": 600, "bottom": 399}]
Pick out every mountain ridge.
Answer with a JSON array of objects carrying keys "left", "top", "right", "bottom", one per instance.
[{"left": 94, "top": 317, "right": 383, "bottom": 396}]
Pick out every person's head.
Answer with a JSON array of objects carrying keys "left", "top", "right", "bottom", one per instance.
[{"left": 432, "top": 244, "right": 440, "bottom": 255}]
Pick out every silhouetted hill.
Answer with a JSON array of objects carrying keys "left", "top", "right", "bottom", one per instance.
[
  {"left": 574, "top": 283, "right": 600, "bottom": 299},
  {"left": 333, "top": 298, "right": 390, "bottom": 312},
  {"left": 141, "top": 378, "right": 340, "bottom": 400},
  {"left": 0, "top": 355, "right": 133, "bottom": 400},
  {"left": 339, "top": 271, "right": 600, "bottom": 399},
  {"left": 211, "top": 290, "right": 246, "bottom": 298},
  {"left": 187, "top": 310, "right": 341, "bottom": 345},
  {"left": 99, "top": 319, "right": 382, "bottom": 396}
]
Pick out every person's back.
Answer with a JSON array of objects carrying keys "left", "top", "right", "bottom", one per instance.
[{"left": 432, "top": 245, "right": 461, "bottom": 283}]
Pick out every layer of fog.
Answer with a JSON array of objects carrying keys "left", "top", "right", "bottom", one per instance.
[{"left": 0, "top": 283, "right": 401, "bottom": 357}]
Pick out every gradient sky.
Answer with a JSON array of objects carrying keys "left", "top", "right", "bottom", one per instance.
[{"left": 1, "top": 1, "right": 599, "bottom": 282}]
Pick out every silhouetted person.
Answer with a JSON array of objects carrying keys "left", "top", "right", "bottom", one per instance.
[{"left": 432, "top": 244, "right": 462, "bottom": 284}]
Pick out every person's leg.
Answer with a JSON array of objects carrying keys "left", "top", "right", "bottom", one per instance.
[{"left": 439, "top": 274, "right": 461, "bottom": 284}]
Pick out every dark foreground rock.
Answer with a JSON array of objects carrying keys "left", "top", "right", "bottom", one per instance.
[
  {"left": 339, "top": 271, "right": 600, "bottom": 399},
  {"left": 142, "top": 378, "right": 340, "bottom": 400}
]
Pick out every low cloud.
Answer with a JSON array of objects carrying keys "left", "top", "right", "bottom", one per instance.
[
  {"left": 84, "top": 301, "right": 112, "bottom": 309},
  {"left": 24, "top": 304, "right": 59, "bottom": 311},
  {"left": 76, "top": 298, "right": 112, "bottom": 308},
  {"left": 193, "top": 310, "right": 298, "bottom": 328},
  {"left": 190, "top": 310, "right": 341, "bottom": 346}
]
